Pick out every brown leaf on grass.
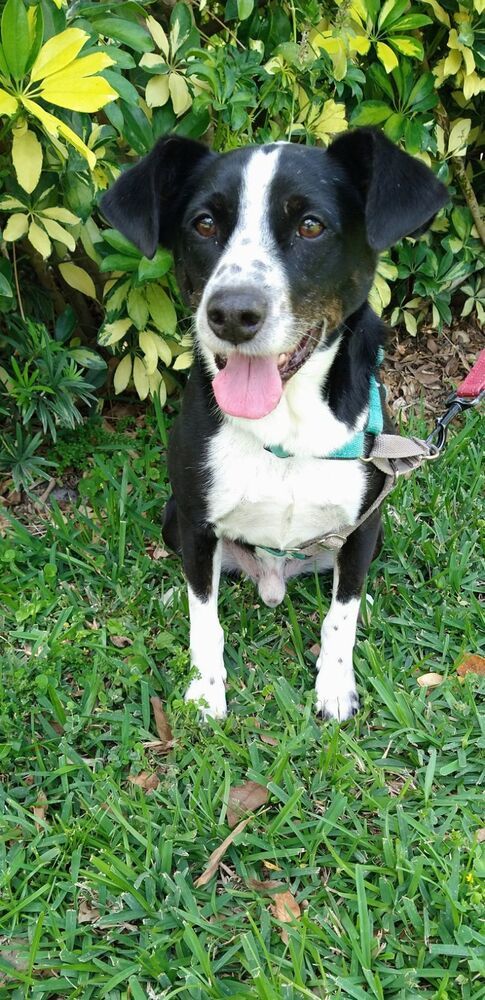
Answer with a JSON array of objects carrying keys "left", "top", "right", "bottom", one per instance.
[
  {"left": 33, "top": 791, "right": 48, "bottom": 829},
  {"left": 457, "top": 655, "right": 485, "bottom": 678},
  {"left": 309, "top": 643, "right": 321, "bottom": 658},
  {"left": 150, "top": 696, "right": 173, "bottom": 746},
  {"left": 476, "top": 828, "right": 485, "bottom": 843},
  {"left": 260, "top": 734, "right": 279, "bottom": 747},
  {"left": 227, "top": 781, "right": 269, "bottom": 829},
  {"left": 110, "top": 635, "right": 132, "bottom": 648},
  {"left": 128, "top": 771, "right": 160, "bottom": 792},
  {"left": 78, "top": 900, "right": 100, "bottom": 924},
  {"left": 417, "top": 672, "right": 443, "bottom": 688},
  {"left": 142, "top": 738, "right": 174, "bottom": 754},
  {"left": 269, "top": 889, "right": 301, "bottom": 943},
  {"left": 195, "top": 816, "right": 251, "bottom": 888},
  {"left": 147, "top": 543, "right": 170, "bottom": 560},
  {"left": 246, "top": 878, "right": 283, "bottom": 891}
]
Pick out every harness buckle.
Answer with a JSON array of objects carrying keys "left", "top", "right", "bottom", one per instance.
[{"left": 425, "top": 389, "right": 484, "bottom": 453}]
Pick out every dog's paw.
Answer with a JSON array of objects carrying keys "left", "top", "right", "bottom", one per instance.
[
  {"left": 184, "top": 674, "right": 227, "bottom": 721},
  {"left": 315, "top": 664, "right": 359, "bottom": 722}
]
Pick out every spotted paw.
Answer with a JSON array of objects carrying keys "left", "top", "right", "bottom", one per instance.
[{"left": 184, "top": 674, "right": 227, "bottom": 721}]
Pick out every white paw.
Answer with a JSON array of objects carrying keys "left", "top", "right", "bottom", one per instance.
[
  {"left": 185, "top": 674, "right": 227, "bottom": 721},
  {"left": 315, "top": 658, "right": 359, "bottom": 722}
]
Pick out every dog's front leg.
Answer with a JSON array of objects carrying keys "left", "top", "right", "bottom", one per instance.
[
  {"left": 179, "top": 519, "right": 226, "bottom": 720},
  {"left": 315, "top": 512, "right": 382, "bottom": 721}
]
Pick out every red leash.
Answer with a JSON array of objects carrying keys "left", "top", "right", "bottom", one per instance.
[{"left": 426, "top": 348, "right": 485, "bottom": 451}]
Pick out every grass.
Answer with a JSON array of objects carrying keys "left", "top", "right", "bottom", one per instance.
[{"left": 0, "top": 407, "right": 484, "bottom": 999}]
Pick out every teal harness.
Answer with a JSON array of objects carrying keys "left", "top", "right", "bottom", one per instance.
[
  {"left": 264, "top": 348, "right": 385, "bottom": 462},
  {"left": 258, "top": 349, "right": 385, "bottom": 559}
]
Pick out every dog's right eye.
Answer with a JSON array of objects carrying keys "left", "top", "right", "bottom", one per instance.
[{"left": 194, "top": 215, "right": 216, "bottom": 238}]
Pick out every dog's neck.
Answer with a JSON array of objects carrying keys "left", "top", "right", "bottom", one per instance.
[{"left": 208, "top": 303, "right": 385, "bottom": 460}]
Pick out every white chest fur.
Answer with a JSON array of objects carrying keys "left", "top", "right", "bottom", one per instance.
[{"left": 206, "top": 357, "right": 368, "bottom": 552}]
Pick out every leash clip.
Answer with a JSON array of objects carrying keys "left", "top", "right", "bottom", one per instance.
[{"left": 425, "top": 388, "right": 484, "bottom": 452}]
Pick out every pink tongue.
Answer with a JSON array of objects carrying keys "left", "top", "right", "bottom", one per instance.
[{"left": 212, "top": 353, "right": 282, "bottom": 419}]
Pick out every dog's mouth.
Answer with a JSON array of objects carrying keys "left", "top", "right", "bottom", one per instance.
[{"left": 212, "top": 325, "right": 322, "bottom": 420}]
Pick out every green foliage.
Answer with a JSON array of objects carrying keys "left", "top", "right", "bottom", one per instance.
[
  {"left": 0, "top": 0, "right": 483, "bottom": 426},
  {"left": 0, "top": 316, "right": 104, "bottom": 489}
]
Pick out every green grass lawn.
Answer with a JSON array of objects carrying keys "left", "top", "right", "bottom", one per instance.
[{"left": 0, "top": 408, "right": 484, "bottom": 999}]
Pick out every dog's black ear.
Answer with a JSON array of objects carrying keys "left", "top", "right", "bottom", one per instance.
[
  {"left": 100, "top": 136, "right": 214, "bottom": 258},
  {"left": 328, "top": 127, "right": 448, "bottom": 251}
]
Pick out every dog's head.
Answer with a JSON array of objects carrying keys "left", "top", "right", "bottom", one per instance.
[{"left": 101, "top": 129, "right": 447, "bottom": 419}]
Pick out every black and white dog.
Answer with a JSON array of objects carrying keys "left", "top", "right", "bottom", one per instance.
[{"left": 101, "top": 128, "right": 447, "bottom": 722}]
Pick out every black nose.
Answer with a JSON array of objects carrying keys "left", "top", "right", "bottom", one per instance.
[{"left": 206, "top": 286, "right": 268, "bottom": 344}]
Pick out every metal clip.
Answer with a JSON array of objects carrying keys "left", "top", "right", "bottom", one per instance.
[{"left": 425, "top": 389, "right": 484, "bottom": 452}]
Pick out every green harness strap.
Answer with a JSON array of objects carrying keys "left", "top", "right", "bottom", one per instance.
[
  {"left": 259, "top": 349, "right": 385, "bottom": 558},
  {"left": 265, "top": 348, "right": 385, "bottom": 462}
]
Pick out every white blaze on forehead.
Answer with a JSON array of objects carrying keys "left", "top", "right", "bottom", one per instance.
[{"left": 230, "top": 146, "right": 281, "bottom": 252}]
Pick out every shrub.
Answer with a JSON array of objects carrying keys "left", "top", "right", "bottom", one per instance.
[{"left": 0, "top": 0, "right": 483, "bottom": 421}]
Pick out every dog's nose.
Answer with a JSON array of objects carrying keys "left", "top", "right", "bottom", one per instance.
[{"left": 206, "top": 287, "right": 267, "bottom": 344}]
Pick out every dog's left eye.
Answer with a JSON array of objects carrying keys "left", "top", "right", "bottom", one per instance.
[
  {"left": 194, "top": 215, "right": 216, "bottom": 238},
  {"left": 298, "top": 217, "right": 324, "bottom": 239}
]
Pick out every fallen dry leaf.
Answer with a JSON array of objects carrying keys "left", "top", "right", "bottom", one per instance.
[
  {"left": 78, "top": 900, "right": 100, "bottom": 924},
  {"left": 110, "top": 635, "right": 132, "bottom": 648},
  {"left": 150, "top": 696, "right": 173, "bottom": 746},
  {"left": 263, "top": 861, "right": 281, "bottom": 872},
  {"left": 476, "top": 829, "right": 485, "bottom": 843},
  {"left": 260, "top": 734, "right": 279, "bottom": 746},
  {"left": 195, "top": 816, "right": 250, "bottom": 888},
  {"left": 227, "top": 781, "right": 269, "bottom": 829},
  {"left": 246, "top": 878, "right": 283, "bottom": 891},
  {"left": 417, "top": 672, "right": 443, "bottom": 688},
  {"left": 128, "top": 771, "right": 160, "bottom": 792},
  {"left": 309, "top": 643, "right": 321, "bottom": 658},
  {"left": 457, "top": 655, "right": 485, "bottom": 678},
  {"left": 33, "top": 791, "right": 48, "bottom": 829},
  {"left": 147, "top": 544, "right": 170, "bottom": 560},
  {"left": 269, "top": 889, "right": 301, "bottom": 943}
]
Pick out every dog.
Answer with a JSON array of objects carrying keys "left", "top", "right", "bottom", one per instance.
[{"left": 101, "top": 127, "right": 447, "bottom": 722}]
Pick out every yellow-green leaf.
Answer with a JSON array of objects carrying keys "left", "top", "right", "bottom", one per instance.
[
  {"left": 0, "top": 88, "right": 18, "bottom": 116},
  {"left": 3, "top": 213, "right": 29, "bottom": 240},
  {"left": 39, "top": 75, "right": 117, "bottom": 113},
  {"left": 448, "top": 118, "right": 471, "bottom": 155},
  {"left": 146, "top": 284, "right": 177, "bottom": 334},
  {"left": 145, "top": 74, "right": 170, "bottom": 108},
  {"left": 28, "top": 219, "right": 51, "bottom": 258},
  {"left": 0, "top": 196, "right": 24, "bottom": 210},
  {"left": 127, "top": 288, "right": 149, "bottom": 329},
  {"left": 105, "top": 279, "right": 131, "bottom": 311},
  {"left": 419, "top": 0, "right": 450, "bottom": 26},
  {"left": 21, "top": 97, "right": 96, "bottom": 168},
  {"left": 40, "top": 216, "right": 76, "bottom": 251},
  {"left": 139, "top": 330, "right": 159, "bottom": 374},
  {"left": 30, "top": 27, "right": 89, "bottom": 83},
  {"left": 389, "top": 35, "right": 423, "bottom": 59},
  {"left": 42, "top": 206, "right": 80, "bottom": 225},
  {"left": 139, "top": 52, "right": 166, "bottom": 70},
  {"left": 376, "top": 41, "right": 398, "bottom": 73},
  {"left": 59, "top": 262, "right": 97, "bottom": 299},
  {"left": 173, "top": 350, "right": 193, "bottom": 371},
  {"left": 151, "top": 332, "right": 172, "bottom": 366},
  {"left": 169, "top": 72, "right": 191, "bottom": 115},
  {"left": 114, "top": 354, "right": 132, "bottom": 394},
  {"left": 12, "top": 127, "right": 43, "bottom": 194},
  {"left": 146, "top": 15, "right": 170, "bottom": 58},
  {"left": 133, "top": 356, "right": 149, "bottom": 399},
  {"left": 99, "top": 317, "right": 132, "bottom": 346}
]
